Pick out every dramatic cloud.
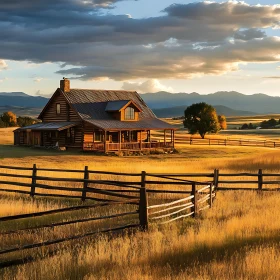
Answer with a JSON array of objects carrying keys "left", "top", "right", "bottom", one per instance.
[
  {"left": 0, "top": 60, "right": 8, "bottom": 71},
  {"left": 0, "top": 1, "right": 280, "bottom": 81},
  {"left": 164, "top": 2, "right": 280, "bottom": 27},
  {"left": 0, "top": 0, "right": 128, "bottom": 10},
  {"left": 122, "top": 79, "right": 174, "bottom": 93},
  {"left": 56, "top": 37, "right": 280, "bottom": 80},
  {"left": 234, "top": 29, "right": 267, "bottom": 41}
]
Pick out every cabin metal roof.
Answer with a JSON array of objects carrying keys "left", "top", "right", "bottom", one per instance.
[
  {"left": 62, "top": 89, "right": 175, "bottom": 130},
  {"left": 85, "top": 118, "right": 175, "bottom": 131},
  {"left": 63, "top": 89, "right": 155, "bottom": 119},
  {"left": 105, "top": 100, "right": 130, "bottom": 111},
  {"left": 15, "top": 122, "right": 78, "bottom": 131}
]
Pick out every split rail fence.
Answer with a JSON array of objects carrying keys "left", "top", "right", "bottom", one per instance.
[
  {"left": 185, "top": 136, "right": 280, "bottom": 149},
  {"left": 1, "top": 164, "right": 280, "bottom": 268},
  {"left": 0, "top": 164, "right": 217, "bottom": 268}
]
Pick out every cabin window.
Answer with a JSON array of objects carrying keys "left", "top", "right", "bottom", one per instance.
[
  {"left": 56, "top": 103, "right": 61, "bottom": 115},
  {"left": 95, "top": 131, "right": 102, "bottom": 142},
  {"left": 124, "top": 107, "right": 135, "bottom": 120}
]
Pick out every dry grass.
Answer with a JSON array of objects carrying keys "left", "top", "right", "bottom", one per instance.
[
  {"left": 2, "top": 128, "right": 280, "bottom": 279},
  {"left": 0, "top": 127, "right": 15, "bottom": 145},
  {"left": 2, "top": 191, "right": 280, "bottom": 280}
]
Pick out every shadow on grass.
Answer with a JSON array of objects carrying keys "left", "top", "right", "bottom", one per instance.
[
  {"left": 0, "top": 145, "right": 81, "bottom": 159},
  {"left": 142, "top": 230, "right": 280, "bottom": 277}
]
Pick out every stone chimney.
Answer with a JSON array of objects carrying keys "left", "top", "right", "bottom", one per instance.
[{"left": 60, "top": 78, "right": 70, "bottom": 92}]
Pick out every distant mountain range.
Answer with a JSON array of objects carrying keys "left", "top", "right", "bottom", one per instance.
[
  {"left": 0, "top": 92, "right": 48, "bottom": 108},
  {"left": 0, "top": 90, "right": 279, "bottom": 118},
  {"left": 153, "top": 105, "right": 256, "bottom": 118},
  {"left": 141, "top": 91, "right": 280, "bottom": 116}
]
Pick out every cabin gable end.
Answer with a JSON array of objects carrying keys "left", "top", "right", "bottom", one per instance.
[{"left": 39, "top": 89, "right": 81, "bottom": 122}]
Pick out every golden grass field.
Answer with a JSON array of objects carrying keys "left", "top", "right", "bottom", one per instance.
[{"left": 2, "top": 125, "right": 280, "bottom": 279}]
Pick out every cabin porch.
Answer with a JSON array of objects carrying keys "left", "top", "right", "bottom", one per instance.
[
  {"left": 13, "top": 122, "right": 82, "bottom": 148},
  {"left": 83, "top": 129, "right": 175, "bottom": 152}
]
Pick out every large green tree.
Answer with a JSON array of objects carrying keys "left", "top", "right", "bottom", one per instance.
[{"left": 183, "top": 102, "right": 220, "bottom": 139}]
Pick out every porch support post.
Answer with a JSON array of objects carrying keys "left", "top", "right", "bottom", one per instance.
[
  {"left": 119, "top": 131, "right": 121, "bottom": 151},
  {"left": 149, "top": 130, "right": 151, "bottom": 148},
  {"left": 104, "top": 130, "right": 107, "bottom": 153},
  {"left": 140, "top": 130, "right": 142, "bottom": 150}
]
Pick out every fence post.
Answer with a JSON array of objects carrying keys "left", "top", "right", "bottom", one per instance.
[
  {"left": 82, "top": 166, "right": 89, "bottom": 201},
  {"left": 191, "top": 183, "right": 198, "bottom": 217},
  {"left": 213, "top": 169, "right": 219, "bottom": 190},
  {"left": 209, "top": 182, "right": 213, "bottom": 208},
  {"left": 139, "top": 171, "right": 148, "bottom": 230},
  {"left": 258, "top": 169, "right": 263, "bottom": 191},
  {"left": 30, "top": 164, "right": 37, "bottom": 197}
]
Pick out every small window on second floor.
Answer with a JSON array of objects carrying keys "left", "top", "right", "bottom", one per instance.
[
  {"left": 56, "top": 103, "right": 61, "bottom": 115},
  {"left": 124, "top": 107, "right": 135, "bottom": 120}
]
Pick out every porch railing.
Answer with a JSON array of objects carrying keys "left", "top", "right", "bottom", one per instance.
[{"left": 83, "top": 141, "right": 173, "bottom": 151}]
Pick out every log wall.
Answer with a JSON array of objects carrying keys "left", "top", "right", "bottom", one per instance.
[{"left": 41, "top": 90, "right": 80, "bottom": 122}]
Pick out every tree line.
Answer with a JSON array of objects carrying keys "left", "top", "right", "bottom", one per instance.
[
  {"left": 241, "top": 118, "right": 280, "bottom": 130},
  {"left": 0, "top": 111, "right": 37, "bottom": 128}
]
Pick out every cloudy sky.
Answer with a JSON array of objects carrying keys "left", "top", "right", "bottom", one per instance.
[{"left": 0, "top": 0, "right": 280, "bottom": 96}]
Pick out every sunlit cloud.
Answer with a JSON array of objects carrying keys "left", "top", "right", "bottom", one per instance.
[
  {"left": 122, "top": 79, "right": 174, "bottom": 93},
  {"left": 0, "top": 60, "right": 8, "bottom": 71}
]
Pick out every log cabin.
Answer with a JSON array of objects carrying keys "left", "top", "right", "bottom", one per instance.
[{"left": 14, "top": 79, "right": 176, "bottom": 153}]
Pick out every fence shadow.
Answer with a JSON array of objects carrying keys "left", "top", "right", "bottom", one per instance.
[{"left": 142, "top": 230, "right": 280, "bottom": 277}]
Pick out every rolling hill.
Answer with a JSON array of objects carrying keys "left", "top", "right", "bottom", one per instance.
[
  {"left": 0, "top": 106, "right": 42, "bottom": 118},
  {"left": 1, "top": 90, "right": 280, "bottom": 118},
  {"left": 0, "top": 92, "right": 48, "bottom": 108},
  {"left": 153, "top": 105, "right": 256, "bottom": 118},
  {"left": 141, "top": 91, "right": 280, "bottom": 115}
]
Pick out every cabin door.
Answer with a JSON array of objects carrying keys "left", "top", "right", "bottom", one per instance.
[{"left": 66, "top": 127, "right": 75, "bottom": 145}]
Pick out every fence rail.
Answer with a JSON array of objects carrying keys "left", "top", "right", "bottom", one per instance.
[
  {"left": 1, "top": 164, "right": 280, "bottom": 268},
  {"left": 0, "top": 164, "right": 219, "bottom": 268},
  {"left": 185, "top": 136, "right": 280, "bottom": 149},
  {"left": 147, "top": 183, "right": 215, "bottom": 224}
]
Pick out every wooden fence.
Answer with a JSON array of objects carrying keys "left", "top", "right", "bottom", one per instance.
[
  {"left": 1, "top": 164, "right": 280, "bottom": 268},
  {"left": 147, "top": 183, "right": 214, "bottom": 225},
  {"left": 0, "top": 164, "right": 218, "bottom": 268},
  {"left": 185, "top": 136, "right": 280, "bottom": 148}
]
